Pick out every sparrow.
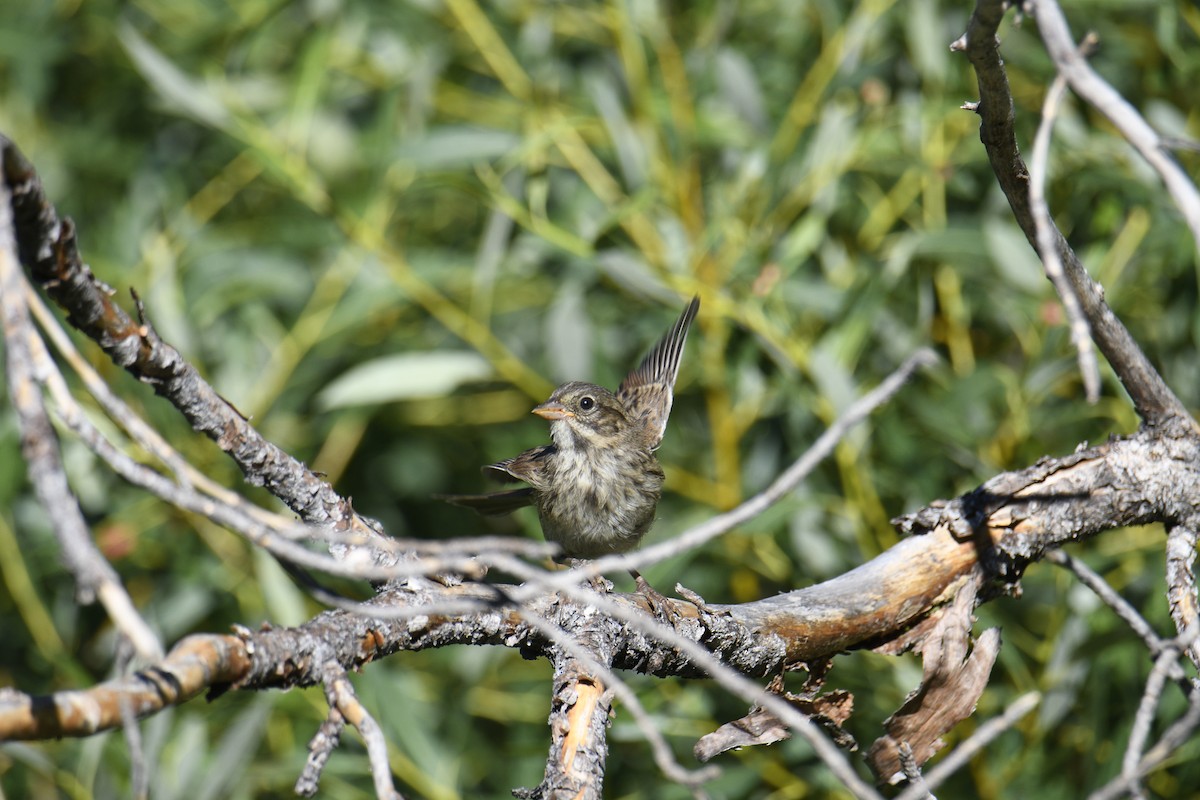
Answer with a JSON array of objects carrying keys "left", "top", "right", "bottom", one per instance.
[{"left": 439, "top": 296, "right": 700, "bottom": 564}]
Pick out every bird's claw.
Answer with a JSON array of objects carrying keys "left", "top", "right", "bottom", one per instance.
[
  {"left": 585, "top": 573, "right": 615, "bottom": 594},
  {"left": 633, "top": 571, "right": 679, "bottom": 626},
  {"left": 674, "top": 583, "right": 730, "bottom": 617}
]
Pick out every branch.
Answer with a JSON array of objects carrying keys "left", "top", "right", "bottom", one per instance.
[
  {"left": 1165, "top": 523, "right": 1200, "bottom": 670},
  {"left": 1031, "top": 0, "right": 1200, "bottom": 253},
  {"left": 0, "top": 634, "right": 247, "bottom": 738},
  {"left": 0, "top": 136, "right": 389, "bottom": 561},
  {"left": 514, "top": 610, "right": 717, "bottom": 794},
  {"left": 1027, "top": 37, "right": 1101, "bottom": 403},
  {"left": 322, "top": 664, "right": 402, "bottom": 800},
  {"left": 955, "top": 0, "right": 1192, "bottom": 426},
  {"left": 6, "top": 420, "right": 1198, "bottom": 723},
  {"left": 0, "top": 180, "right": 161, "bottom": 661},
  {"left": 1090, "top": 677, "right": 1200, "bottom": 800}
]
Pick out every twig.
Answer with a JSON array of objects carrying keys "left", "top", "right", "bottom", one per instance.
[
  {"left": 295, "top": 704, "right": 345, "bottom": 797},
  {"left": 1031, "top": 0, "right": 1200, "bottom": 253},
  {"left": 0, "top": 180, "right": 162, "bottom": 661},
  {"left": 1027, "top": 39, "right": 1100, "bottom": 403},
  {"left": 897, "top": 692, "right": 1040, "bottom": 800},
  {"left": 958, "top": 0, "right": 1191, "bottom": 426},
  {"left": 896, "top": 743, "right": 932, "bottom": 800},
  {"left": 1089, "top": 682, "right": 1200, "bottom": 800},
  {"left": 1046, "top": 551, "right": 1163, "bottom": 655},
  {"left": 1120, "top": 648, "right": 1179, "bottom": 799},
  {"left": 116, "top": 640, "right": 149, "bottom": 800},
  {"left": 322, "top": 663, "right": 403, "bottom": 800}
]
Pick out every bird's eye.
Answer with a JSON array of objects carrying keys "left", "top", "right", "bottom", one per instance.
[{"left": 579, "top": 396, "right": 595, "bottom": 411}]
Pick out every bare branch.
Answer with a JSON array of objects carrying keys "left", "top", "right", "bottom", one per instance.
[
  {"left": 515, "top": 610, "right": 718, "bottom": 793},
  {"left": 0, "top": 180, "right": 162, "bottom": 661},
  {"left": 0, "top": 136, "right": 389, "bottom": 561},
  {"left": 322, "top": 664, "right": 403, "bottom": 800},
  {"left": 1027, "top": 40, "right": 1101, "bottom": 402},
  {"left": 1047, "top": 551, "right": 1164, "bottom": 655},
  {"left": 897, "top": 692, "right": 1040, "bottom": 800},
  {"left": 1165, "top": 524, "right": 1200, "bottom": 670},
  {"left": 0, "top": 634, "right": 248, "bottom": 738},
  {"left": 1031, "top": 0, "right": 1200, "bottom": 253},
  {"left": 958, "top": 0, "right": 1191, "bottom": 426},
  {"left": 1090, "top": 683, "right": 1200, "bottom": 800},
  {"left": 1121, "top": 648, "right": 1176, "bottom": 799},
  {"left": 295, "top": 704, "right": 345, "bottom": 797}
]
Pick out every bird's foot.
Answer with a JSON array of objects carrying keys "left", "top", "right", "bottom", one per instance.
[
  {"left": 631, "top": 569, "right": 680, "bottom": 626},
  {"left": 585, "top": 573, "right": 615, "bottom": 594},
  {"left": 674, "top": 583, "right": 730, "bottom": 617},
  {"left": 562, "top": 558, "right": 614, "bottom": 596}
]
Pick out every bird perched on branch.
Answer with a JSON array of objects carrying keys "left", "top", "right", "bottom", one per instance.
[{"left": 439, "top": 296, "right": 700, "bottom": 588}]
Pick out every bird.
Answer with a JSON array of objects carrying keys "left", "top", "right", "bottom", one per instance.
[{"left": 438, "top": 296, "right": 700, "bottom": 593}]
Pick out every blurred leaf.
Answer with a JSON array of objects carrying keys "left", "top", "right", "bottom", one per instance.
[
  {"left": 318, "top": 352, "right": 494, "bottom": 408},
  {"left": 117, "top": 22, "right": 230, "bottom": 129},
  {"left": 545, "top": 281, "right": 593, "bottom": 383},
  {"left": 196, "top": 698, "right": 273, "bottom": 800},
  {"left": 393, "top": 127, "right": 522, "bottom": 169},
  {"left": 596, "top": 249, "right": 672, "bottom": 301},
  {"left": 253, "top": 548, "right": 308, "bottom": 627},
  {"left": 985, "top": 218, "right": 1049, "bottom": 294},
  {"left": 715, "top": 48, "right": 768, "bottom": 133}
]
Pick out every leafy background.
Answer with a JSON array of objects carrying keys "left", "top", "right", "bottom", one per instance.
[{"left": 1, "top": 0, "right": 1199, "bottom": 797}]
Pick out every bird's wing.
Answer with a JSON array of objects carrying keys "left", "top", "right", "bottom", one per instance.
[
  {"left": 483, "top": 444, "right": 555, "bottom": 484},
  {"left": 436, "top": 445, "right": 554, "bottom": 516},
  {"left": 616, "top": 295, "right": 700, "bottom": 450},
  {"left": 434, "top": 488, "right": 535, "bottom": 516}
]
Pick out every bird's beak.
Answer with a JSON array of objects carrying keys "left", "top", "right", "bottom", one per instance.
[{"left": 533, "top": 402, "right": 572, "bottom": 420}]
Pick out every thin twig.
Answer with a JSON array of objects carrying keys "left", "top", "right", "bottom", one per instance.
[
  {"left": 295, "top": 704, "right": 345, "bottom": 797},
  {"left": 896, "top": 692, "right": 1040, "bottom": 800},
  {"left": 895, "top": 742, "right": 932, "bottom": 800},
  {"left": 1046, "top": 551, "right": 1164, "bottom": 655},
  {"left": 116, "top": 640, "right": 149, "bottom": 800},
  {"left": 0, "top": 181, "right": 162, "bottom": 661},
  {"left": 1089, "top": 682, "right": 1200, "bottom": 800},
  {"left": 1027, "top": 38, "right": 1101, "bottom": 403},
  {"left": 1032, "top": 0, "right": 1200, "bottom": 253},
  {"left": 323, "top": 664, "right": 402, "bottom": 800},
  {"left": 1120, "top": 648, "right": 1178, "bottom": 798}
]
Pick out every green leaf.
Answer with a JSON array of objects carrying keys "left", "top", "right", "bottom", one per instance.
[
  {"left": 393, "top": 126, "right": 522, "bottom": 169},
  {"left": 117, "top": 22, "right": 230, "bottom": 129},
  {"left": 318, "top": 352, "right": 494, "bottom": 408}
]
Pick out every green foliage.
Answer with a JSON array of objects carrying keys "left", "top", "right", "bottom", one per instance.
[{"left": 1, "top": 0, "right": 1199, "bottom": 797}]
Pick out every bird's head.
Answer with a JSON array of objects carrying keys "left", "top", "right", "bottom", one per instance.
[{"left": 533, "top": 381, "right": 629, "bottom": 450}]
